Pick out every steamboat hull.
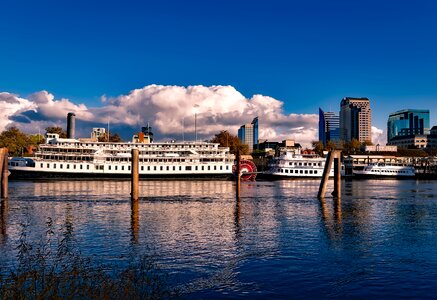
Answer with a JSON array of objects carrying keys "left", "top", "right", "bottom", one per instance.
[{"left": 9, "top": 169, "right": 233, "bottom": 181}]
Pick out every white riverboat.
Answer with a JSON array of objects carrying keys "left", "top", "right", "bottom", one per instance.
[
  {"left": 264, "top": 149, "right": 336, "bottom": 179},
  {"left": 8, "top": 133, "right": 235, "bottom": 180},
  {"left": 353, "top": 163, "right": 415, "bottom": 178}
]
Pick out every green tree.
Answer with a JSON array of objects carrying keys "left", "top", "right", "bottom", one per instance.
[
  {"left": 343, "top": 139, "right": 361, "bottom": 154},
  {"left": 45, "top": 126, "right": 67, "bottom": 138},
  {"left": 0, "top": 127, "right": 32, "bottom": 156},
  {"left": 326, "top": 140, "right": 338, "bottom": 151},
  {"left": 211, "top": 130, "right": 249, "bottom": 155},
  {"left": 311, "top": 140, "right": 324, "bottom": 156}
]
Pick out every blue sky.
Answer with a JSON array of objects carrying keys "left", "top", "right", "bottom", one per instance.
[{"left": 1, "top": 0, "right": 437, "bottom": 140}]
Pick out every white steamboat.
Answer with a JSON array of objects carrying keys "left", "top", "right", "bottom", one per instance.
[
  {"left": 265, "top": 148, "right": 335, "bottom": 179},
  {"left": 353, "top": 163, "right": 415, "bottom": 178},
  {"left": 8, "top": 133, "right": 235, "bottom": 180}
]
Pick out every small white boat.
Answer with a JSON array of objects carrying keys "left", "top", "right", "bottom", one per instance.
[{"left": 353, "top": 163, "right": 415, "bottom": 178}]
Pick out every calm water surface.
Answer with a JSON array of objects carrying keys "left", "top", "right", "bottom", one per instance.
[{"left": 1, "top": 179, "right": 437, "bottom": 299}]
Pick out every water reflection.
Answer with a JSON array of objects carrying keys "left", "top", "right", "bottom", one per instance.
[
  {"left": 0, "top": 199, "right": 7, "bottom": 244},
  {"left": 131, "top": 200, "right": 139, "bottom": 244},
  {"left": 3, "top": 179, "right": 437, "bottom": 298}
]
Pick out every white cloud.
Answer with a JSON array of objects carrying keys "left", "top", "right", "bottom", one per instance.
[
  {"left": 372, "top": 126, "right": 386, "bottom": 146},
  {"left": 1, "top": 85, "right": 319, "bottom": 147}
]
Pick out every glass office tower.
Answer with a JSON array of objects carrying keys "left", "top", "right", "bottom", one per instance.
[{"left": 387, "top": 109, "right": 430, "bottom": 142}]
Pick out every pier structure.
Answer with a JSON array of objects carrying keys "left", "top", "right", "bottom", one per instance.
[
  {"left": 0, "top": 148, "right": 8, "bottom": 199},
  {"left": 318, "top": 150, "right": 342, "bottom": 199}
]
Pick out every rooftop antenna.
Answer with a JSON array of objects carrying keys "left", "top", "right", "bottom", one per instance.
[
  {"left": 182, "top": 117, "right": 185, "bottom": 142},
  {"left": 193, "top": 104, "right": 199, "bottom": 143},
  {"left": 107, "top": 116, "right": 110, "bottom": 142}
]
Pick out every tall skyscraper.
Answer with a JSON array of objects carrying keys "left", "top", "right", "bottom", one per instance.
[
  {"left": 319, "top": 108, "right": 340, "bottom": 145},
  {"left": 387, "top": 109, "right": 430, "bottom": 142},
  {"left": 238, "top": 117, "right": 258, "bottom": 152},
  {"left": 340, "top": 97, "right": 372, "bottom": 143}
]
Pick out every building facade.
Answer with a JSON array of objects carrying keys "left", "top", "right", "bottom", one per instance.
[
  {"left": 387, "top": 109, "right": 430, "bottom": 142},
  {"left": 238, "top": 117, "right": 258, "bottom": 152},
  {"left": 340, "top": 97, "right": 372, "bottom": 143},
  {"left": 91, "top": 128, "right": 106, "bottom": 140},
  {"left": 319, "top": 108, "right": 340, "bottom": 146}
]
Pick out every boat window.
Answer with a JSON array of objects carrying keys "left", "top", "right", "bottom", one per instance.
[
  {"left": 141, "top": 166, "right": 144, "bottom": 171},
  {"left": 109, "top": 166, "right": 112, "bottom": 171},
  {"left": 160, "top": 166, "right": 163, "bottom": 171},
  {"left": 285, "top": 169, "right": 289, "bottom": 173},
  {"left": 40, "top": 163, "right": 43, "bottom": 168},
  {"left": 202, "top": 166, "right": 204, "bottom": 171},
  {"left": 186, "top": 166, "right": 192, "bottom": 170},
  {"left": 300, "top": 170, "right": 303, "bottom": 174},
  {"left": 166, "top": 166, "right": 169, "bottom": 171},
  {"left": 115, "top": 166, "right": 118, "bottom": 171},
  {"left": 128, "top": 166, "right": 131, "bottom": 171},
  {"left": 47, "top": 163, "right": 50, "bottom": 168},
  {"left": 60, "top": 164, "right": 63, "bottom": 169},
  {"left": 66, "top": 164, "right": 69, "bottom": 169},
  {"left": 214, "top": 166, "right": 217, "bottom": 170},
  {"left": 295, "top": 170, "right": 298, "bottom": 173},
  {"left": 80, "top": 165, "right": 83, "bottom": 170},
  {"left": 309, "top": 170, "right": 312, "bottom": 174},
  {"left": 147, "top": 166, "right": 150, "bottom": 171},
  {"left": 173, "top": 166, "right": 176, "bottom": 171},
  {"left": 87, "top": 165, "right": 90, "bottom": 170},
  {"left": 122, "top": 166, "right": 124, "bottom": 171},
  {"left": 299, "top": 163, "right": 302, "bottom": 166},
  {"left": 154, "top": 166, "right": 157, "bottom": 171},
  {"left": 180, "top": 166, "right": 182, "bottom": 170},
  {"left": 208, "top": 166, "right": 210, "bottom": 170},
  {"left": 220, "top": 166, "right": 223, "bottom": 170},
  {"left": 226, "top": 165, "right": 229, "bottom": 170},
  {"left": 305, "top": 170, "right": 308, "bottom": 174}
]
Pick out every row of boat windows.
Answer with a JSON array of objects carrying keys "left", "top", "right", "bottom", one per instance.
[
  {"left": 51, "top": 143, "right": 219, "bottom": 149},
  {"left": 38, "top": 156, "right": 229, "bottom": 163},
  {"left": 369, "top": 169, "right": 411, "bottom": 174},
  {"left": 278, "top": 169, "right": 320, "bottom": 174},
  {"left": 39, "top": 163, "right": 230, "bottom": 171},
  {"left": 285, "top": 162, "right": 322, "bottom": 167}
]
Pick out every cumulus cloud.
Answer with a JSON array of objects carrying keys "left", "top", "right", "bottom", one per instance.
[
  {"left": 372, "top": 126, "right": 386, "bottom": 146},
  {"left": 1, "top": 85, "right": 319, "bottom": 147}
]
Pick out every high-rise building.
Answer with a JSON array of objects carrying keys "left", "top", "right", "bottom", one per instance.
[
  {"left": 387, "top": 109, "right": 430, "bottom": 142},
  {"left": 340, "top": 97, "right": 372, "bottom": 143},
  {"left": 238, "top": 117, "right": 258, "bottom": 152},
  {"left": 91, "top": 128, "right": 106, "bottom": 139},
  {"left": 319, "top": 108, "right": 340, "bottom": 146}
]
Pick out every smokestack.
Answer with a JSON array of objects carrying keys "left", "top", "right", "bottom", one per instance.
[{"left": 67, "top": 112, "right": 76, "bottom": 139}]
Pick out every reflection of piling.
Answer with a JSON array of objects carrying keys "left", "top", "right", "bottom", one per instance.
[
  {"left": 236, "top": 150, "right": 241, "bottom": 200},
  {"left": 0, "top": 148, "right": 8, "bottom": 199},
  {"left": 131, "top": 199, "right": 139, "bottom": 244},
  {"left": 131, "top": 149, "right": 139, "bottom": 202},
  {"left": 332, "top": 155, "right": 341, "bottom": 198}
]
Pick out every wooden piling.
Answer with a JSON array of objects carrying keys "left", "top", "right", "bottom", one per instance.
[
  {"left": 236, "top": 150, "right": 241, "bottom": 200},
  {"left": 332, "top": 152, "right": 341, "bottom": 198},
  {"left": 131, "top": 148, "right": 139, "bottom": 202},
  {"left": 317, "top": 150, "right": 334, "bottom": 199},
  {"left": 0, "top": 149, "right": 8, "bottom": 200}
]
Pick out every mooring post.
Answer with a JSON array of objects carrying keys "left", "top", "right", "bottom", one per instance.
[
  {"left": 236, "top": 150, "right": 241, "bottom": 200},
  {"left": 317, "top": 150, "right": 334, "bottom": 199},
  {"left": 332, "top": 151, "right": 341, "bottom": 198},
  {"left": 0, "top": 149, "right": 8, "bottom": 200},
  {"left": 131, "top": 148, "right": 139, "bottom": 202}
]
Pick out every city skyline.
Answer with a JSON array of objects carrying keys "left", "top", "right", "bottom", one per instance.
[{"left": 1, "top": 0, "right": 437, "bottom": 147}]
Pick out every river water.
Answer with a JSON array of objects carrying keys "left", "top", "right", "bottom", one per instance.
[{"left": 1, "top": 179, "right": 437, "bottom": 298}]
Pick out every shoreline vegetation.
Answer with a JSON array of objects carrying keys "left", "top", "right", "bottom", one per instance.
[{"left": 0, "top": 218, "right": 174, "bottom": 299}]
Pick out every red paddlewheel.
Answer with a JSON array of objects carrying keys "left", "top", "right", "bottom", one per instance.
[{"left": 232, "top": 159, "right": 257, "bottom": 181}]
